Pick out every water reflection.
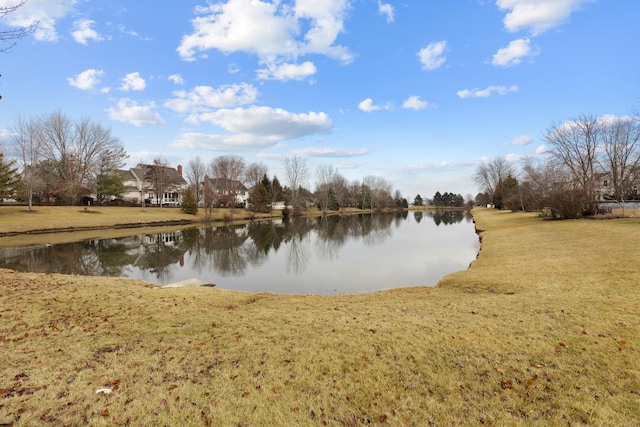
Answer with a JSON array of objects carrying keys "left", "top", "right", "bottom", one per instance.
[{"left": 0, "top": 211, "right": 477, "bottom": 294}]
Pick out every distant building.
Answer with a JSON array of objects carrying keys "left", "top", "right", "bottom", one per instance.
[
  {"left": 203, "top": 176, "right": 249, "bottom": 207},
  {"left": 121, "top": 164, "right": 188, "bottom": 206}
]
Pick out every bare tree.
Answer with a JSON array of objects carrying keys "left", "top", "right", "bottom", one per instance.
[
  {"left": 75, "top": 117, "right": 127, "bottom": 200},
  {"left": 35, "top": 110, "right": 126, "bottom": 204},
  {"left": 10, "top": 115, "right": 41, "bottom": 209},
  {"left": 543, "top": 114, "right": 601, "bottom": 213},
  {"left": 283, "top": 156, "right": 309, "bottom": 214},
  {"left": 363, "top": 175, "right": 393, "bottom": 210},
  {"left": 245, "top": 162, "right": 268, "bottom": 189},
  {"left": 474, "top": 156, "right": 514, "bottom": 205},
  {"left": 185, "top": 156, "right": 206, "bottom": 203},
  {"left": 598, "top": 115, "right": 640, "bottom": 203},
  {"left": 144, "top": 157, "right": 179, "bottom": 209},
  {"left": 315, "top": 163, "right": 338, "bottom": 213},
  {"left": 209, "top": 155, "right": 246, "bottom": 218}
]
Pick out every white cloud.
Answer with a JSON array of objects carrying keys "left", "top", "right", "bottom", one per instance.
[
  {"left": 377, "top": 1, "right": 394, "bottom": 23},
  {"left": 119, "top": 72, "right": 146, "bottom": 91},
  {"left": 496, "top": 0, "right": 594, "bottom": 35},
  {"left": 164, "top": 83, "right": 259, "bottom": 113},
  {"left": 67, "top": 69, "right": 108, "bottom": 92},
  {"left": 358, "top": 98, "right": 392, "bottom": 113},
  {"left": 336, "top": 160, "right": 365, "bottom": 170},
  {"left": 256, "top": 61, "right": 317, "bottom": 81},
  {"left": 2, "top": 0, "right": 78, "bottom": 42},
  {"left": 417, "top": 40, "right": 447, "bottom": 71},
  {"left": 171, "top": 106, "right": 332, "bottom": 151},
  {"left": 291, "top": 147, "right": 370, "bottom": 157},
  {"left": 71, "top": 19, "right": 103, "bottom": 45},
  {"left": 195, "top": 106, "right": 332, "bottom": 138},
  {"left": 492, "top": 38, "right": 539, "bottom": 67},
  {"left": 457, "top": 85, "right": 518, "bottom": 98},
  {"left": 536, "top": 144, "right": 551, "bottom": 155},
  {"left": 170, "top": 133, "right": 280, "bottom": 151},
  {"left": 176, "top": 0, "right": 352, "bottom": 80},
  {"left": 402, "top": 96, "right": 430, "bottom": 110},
  {"left": 503, "top": 134, "right": 534, "bottom": 146},
  {"left": 107, "top": 99, "right": 166, "bottom": 127},
  {"left": 168, "top": 74, "right": 184, "bottom": 85}
]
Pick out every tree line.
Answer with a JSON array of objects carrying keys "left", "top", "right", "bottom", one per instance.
[
  {"left": 1, "top": 111, "right": 410, "bottom": 215},
  {"left": 412, "top": 192, "right": 466, "bottom": 208},
  {"left": 475, "top": 110, "right": 640, "bottom": 218}
]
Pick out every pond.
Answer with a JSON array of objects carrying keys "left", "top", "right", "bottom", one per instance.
[{"left": 0, "top": 211, "right": 479, "bottom": 295}]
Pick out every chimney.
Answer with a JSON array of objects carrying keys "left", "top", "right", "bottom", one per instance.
[{"left": 177, "top": 164, "right": 183, "bottom": 176}]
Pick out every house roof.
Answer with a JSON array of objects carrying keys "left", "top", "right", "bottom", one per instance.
[
  {"left": 205, "top": 177, "right": 248, "bottom": 192},
  {"left": 130, "top": 164, "right": 188, "bottom": 186}
]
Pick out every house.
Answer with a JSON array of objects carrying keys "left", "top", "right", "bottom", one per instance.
[
  {"left": 203, "top": 176, "right": 249, "bottom": 207},
  {"left": 594, "top": 170, "right": 640, "bottom": 201},
  {"left": 121, "top": 164, "right": 188, "bottom": 207}
]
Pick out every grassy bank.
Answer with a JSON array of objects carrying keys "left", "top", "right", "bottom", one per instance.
[{"left": 1, "top": 208, "right": 639, "bottom": 425}]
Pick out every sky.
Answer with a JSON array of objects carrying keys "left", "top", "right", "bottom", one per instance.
[{"left": 1, "top": 0, "right": 639, "bottom": 200}]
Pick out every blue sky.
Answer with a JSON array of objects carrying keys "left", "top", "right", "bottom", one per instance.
[{"left": 1, "top": 0, "right": 639, "bottom": 200}]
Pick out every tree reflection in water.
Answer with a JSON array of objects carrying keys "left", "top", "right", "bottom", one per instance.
[{"left": 0, "top": 210, "right": 474, "bottom": 292}]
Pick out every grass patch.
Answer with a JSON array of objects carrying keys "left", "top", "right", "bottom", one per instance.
[{"left": 1, "top": 208, "right": 639, "bottom": 425}]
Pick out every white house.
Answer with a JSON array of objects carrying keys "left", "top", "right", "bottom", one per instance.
[{"left": 121, "top": 164, "right": 188, "bottom": 207}]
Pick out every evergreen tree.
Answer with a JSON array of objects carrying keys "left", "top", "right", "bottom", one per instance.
[
  {"left": 95, "top": 171, "right": 125, "bottom": 204},
  {"left": 248, "top": 182, "right": 271, "bottom": 213},
  {"left": 0, "top": 152, "right": 19, "bottom": 200},
  {"left": 180, "top": 187, "right": 199, "bottom": 215},
  {"left": 413, "top": 194, "right": 423, "bottom": 206},
  {"left": 327, "top": 187, "right": 339, "bottom": 210}
]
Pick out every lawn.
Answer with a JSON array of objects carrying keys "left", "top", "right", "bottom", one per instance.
[{"left": 1, "top": 207, "right": 639, "bottom": 425}]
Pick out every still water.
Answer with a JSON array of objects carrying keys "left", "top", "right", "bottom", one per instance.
[{"left": 0, "top": 211, "right": 479, "bottom": 295}]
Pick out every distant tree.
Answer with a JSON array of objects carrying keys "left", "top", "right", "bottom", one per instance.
[
  {"left": 245, "top": 162, "right": 269, "bottom": 189},
  {"left": 10, "top": 115, "right": 40, "bottom": 209},
  {"left": 598, "top": 115, "right": 640, "bottom": 202},
  {"left": 433, "top": 191, "right": 442, "bottom": 206},
  {"left": 0, "top": 152, "right": 19, "bottom": 199},
  {"left": 248, "top": 181, "right": 271, "bottom": 213},
  {"left": 144, "top": 157, "right": 179, "bottom": 209},
  {"left": 363, "top": 175, "right": 393, "bottom": 210},
  {"left": 271, "top": 175, "right": 283, "bottom": 205},
  {"left": 413, "top": 194, "right": 423, "bottom": 206},
  {"left": 475, "top": 192, "right": 491, "bottom": 206},
  {"left": 283, "top": 156, "right": 309, "bottom": 215},
  {"left": 185, "top": 156, "right": 206, "bottom": 203},
  {"left": 210, "top": 155, "right": 246, "bottom": 215},
  {"left": 95, "top": 171, "right": 125, "bottom": 204},
  {"left": 327, "top": 187, "right": 340, "bottom": 210},
  {"left": 315, "top": 163, "right": 338, "bottom": 213},
  {"left": 544, "top": 114, "right": 600, "bottom": 214},
  {"left": 35, "top": 110, "right": 126, "bottom": 205},
  {"left": 358, "top": 183, "right": 372, "bottom": 209},
  {"left": 474, "top": 156, "right": 514, "bottom": 205},
  {"left": 494, "top": 174, "right": 520, "bottom": 210},
  {"left": 181, "top": 187, "right": 198, "bottom": 215}
]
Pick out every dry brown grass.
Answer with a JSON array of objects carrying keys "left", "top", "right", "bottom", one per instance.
[{"left": 1, "top": 208, "right": 639, "bottom": 425}]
